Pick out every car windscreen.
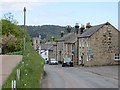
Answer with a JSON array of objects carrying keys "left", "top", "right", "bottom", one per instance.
[
  {"left": 64, "top": 58, "right": 71, "bottom": 62},
  {"left": 51, "top": 59, "right": 56, "bottom": 61}
]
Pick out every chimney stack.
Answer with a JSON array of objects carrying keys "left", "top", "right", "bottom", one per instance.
[
  {"left": 66, "top": 25, "right": 71, "bottom": 33},
  {"left": 61, "top": 31, "right": 64, "bottom": 37},
  {"left": 75, "top": 23, "right": 79, "bottom": 34},
  {"left": 86, "top": 22, "right": 91, "bottom": 28},
  {"left": 80, "top": 24, "right": 85, "bottom": 34}
]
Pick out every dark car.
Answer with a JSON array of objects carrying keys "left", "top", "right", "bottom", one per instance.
[{"left": 62, "top": 57, "right": 73, "bottom": 67}]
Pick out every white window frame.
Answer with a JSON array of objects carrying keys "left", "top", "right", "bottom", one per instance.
[
  {"left": 114, "top": 54, "right": 120, "bottom": 61},
  {"left": 79, "top": 52, "right": 82, "bottom": 60},
  {"left": 86, "top": 38, "right": 89, "bottom": 47},
  {"left": 79, "top": 39, "right": 82, "bottom": 48},
  {"left": 82, "top": 39, "right": 84, "bottom": 48},
  {"left": 86, "top": 52, "right": 89, "bottom": 61}
]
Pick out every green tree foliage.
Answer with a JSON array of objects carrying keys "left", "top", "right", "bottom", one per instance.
[
  {"left": 1, "top": 13, "right": 26, "bottom": 54},
  {"left": 21, "top": 25, "right": 73, "bottom": 40},
  {"left": 2, "top": 19, "right": 23, "bottom": 37}
]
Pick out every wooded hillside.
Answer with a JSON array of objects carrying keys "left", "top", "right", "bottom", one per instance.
[{"left": 21, "top": 25, "right": 74, "bottom": 40}]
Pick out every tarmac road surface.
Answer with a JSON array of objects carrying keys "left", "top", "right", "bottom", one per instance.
[{"left": 41, "top": 64, "right": 118, "bottom": 88}]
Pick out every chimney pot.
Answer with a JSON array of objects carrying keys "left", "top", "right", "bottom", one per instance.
[
  {"left": 75, "top": 23, "right": 79, "bottom": 34},
  {"left": 80, "top": 24, "right": 85, "bottom": 34},
  {"left": 86, "top": 22, "right": 91, "bottom": 28},
  {"left": 66, "top": 25, "right": 71, "bottom": 33},
  {"left": 61, "top": 31, "right": 64, "bottom": 37}
]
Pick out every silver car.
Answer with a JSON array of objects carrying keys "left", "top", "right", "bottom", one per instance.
[{"left": 49, "top": 58, "right": 58, "bottom": 65}]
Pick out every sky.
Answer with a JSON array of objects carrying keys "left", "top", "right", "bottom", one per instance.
[{"left": 0, "top": 0, "right": 119, "bottom": 29}]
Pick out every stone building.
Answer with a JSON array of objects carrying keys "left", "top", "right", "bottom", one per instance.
[
  {"left": 57, "top": 32, "right": 74, "bottom": 63},
  {"left": 64, "top": 34, "right": 78, "bottom": 64},
  {"left": 78, "top": 22, "right": 120, "bottom": 66},
  {"left": 56, "top": 24, "right": 82, "bottom": 64},
  {"left": 32, "top": 35, "right": 41, "bottom": 51}
]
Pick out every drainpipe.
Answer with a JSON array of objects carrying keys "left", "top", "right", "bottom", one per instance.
[{"left": 77, "top": 37, "right": 79, "bottom": 65}]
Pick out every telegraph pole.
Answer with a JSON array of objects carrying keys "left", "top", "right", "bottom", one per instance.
[{"left": 24, "top": 7, "right": 26, "bottom": 51}]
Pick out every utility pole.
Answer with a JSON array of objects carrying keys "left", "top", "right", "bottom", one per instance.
[
  {"left": 24, "top": 7, "right": 26, "bottom": 51},
  {"left": 56, "top": 40, "right": 57, "bottom": 61}
]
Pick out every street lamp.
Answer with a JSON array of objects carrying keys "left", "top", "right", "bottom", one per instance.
[{"left": 23, "top": 7, "right": 26, "bottom": 51}]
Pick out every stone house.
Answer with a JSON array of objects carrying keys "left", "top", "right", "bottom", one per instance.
[
  {"left": 32, "top": 35, "right": 41, "bottom": 51},
  {"left": 64, "top": 34, "right": 78, "bottom": 64},
  {"left": 57, "top": 32, "right": 74, "bottom": 63},
  {"left": 78, "top": 22, "right": 120, "bottom": 66},
  {"left": 47, "top": 41, "right": 58, "bottom": 61},
  {"left": 56, "top": 24, "right": 82, "bottom": 64}
]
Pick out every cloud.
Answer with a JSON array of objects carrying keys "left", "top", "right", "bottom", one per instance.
[
  {"left": 0, "top": 2, "right": 47, "bottom": 12},
  {"left": 0, "top": 0, "right": 118, "bottom": 12}
]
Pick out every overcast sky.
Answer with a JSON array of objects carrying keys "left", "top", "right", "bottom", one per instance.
[{"left": 0, "top": 0, "right": 119, "bottom": 29}]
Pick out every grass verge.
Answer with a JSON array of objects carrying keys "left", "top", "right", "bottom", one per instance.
[{"left": 2, "top": 42, "right": 44, "bottom": 88}]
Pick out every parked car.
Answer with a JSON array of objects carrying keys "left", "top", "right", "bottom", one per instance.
[
  {"left": 62, "top": 57, "right": 73, "bottom": 67},
  {"left": 49, "top": 58, "right": 58, "bottom": 65}
]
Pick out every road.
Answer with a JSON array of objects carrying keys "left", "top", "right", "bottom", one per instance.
[{"left": 41, "top": 64, "right": 118, "bottom": 88}]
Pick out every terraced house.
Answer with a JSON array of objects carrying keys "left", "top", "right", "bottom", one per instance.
[
  {"left": 78, "top": 22, "right": 120, "bottom": 66},
  {"left": 57, "top": 26, "right": 75, "bottom": 63},
  {"left": 56, "top": 24, "right": 84, "bottom": 65}
]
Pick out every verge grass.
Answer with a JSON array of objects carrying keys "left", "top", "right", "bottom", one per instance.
[{"left": 2, "top": 42, "right": 44, "bottom": 88}]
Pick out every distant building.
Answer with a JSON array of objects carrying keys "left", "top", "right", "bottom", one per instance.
[
  {"left": 40, "top": 42, "right": 53, "bottom": 61},
  {"left": 32, "top": 35, "right": 41, "bottom": 51},
  {"left": 78, "top": 22, "right": 120, "bottom": 66}
]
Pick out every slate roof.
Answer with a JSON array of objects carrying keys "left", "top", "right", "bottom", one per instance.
[
  {"left": 79, "top": 22, "right": 110, "bottom": 38},
  {"left": 41, "top": 42, "right": 53, "bottom": 50},
  {"left": 64, "top": 34, "right": 78, "bottom": 44},
  {"left": 57, "top": 32, "right": 75, "bottom": 42}
]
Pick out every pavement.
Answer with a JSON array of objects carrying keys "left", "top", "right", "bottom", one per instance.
[
  {"left": 75, "top": 65, "right": 118, "bottom": 80},
  {"left": 0, "top": 55, "right": 23, "bottom": 88}
]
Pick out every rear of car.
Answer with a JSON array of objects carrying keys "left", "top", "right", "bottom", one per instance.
[
  {"left": 62, "top": 57, "right": 73, "bottom": 67},
  {"left": 49, "top": 58, "right": 58, "bottom": 65}
]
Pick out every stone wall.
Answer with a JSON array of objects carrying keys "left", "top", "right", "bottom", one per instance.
[{"left": 83, "top": 25, "right": 119, "bottom": 66}]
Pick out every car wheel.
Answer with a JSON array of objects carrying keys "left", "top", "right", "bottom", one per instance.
[{"left": 62, "top": 65, "right": 64, "bottom": 67}]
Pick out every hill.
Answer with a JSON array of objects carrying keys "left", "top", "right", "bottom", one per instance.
[{"left": 21, "top": 25, "right": 74, "bottom": 40}]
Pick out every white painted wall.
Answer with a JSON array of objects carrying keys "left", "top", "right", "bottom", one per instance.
[{"left": 40, "top": 50, "right": 49, "bottom": 60}]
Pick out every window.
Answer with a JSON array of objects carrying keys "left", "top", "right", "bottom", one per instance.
[
  {"left": 86, "top": 53, "right": 89, "bottom": 61},
  {"left": 79, "top": 52, "right": 82, "bottom": 60},
  {"left": 79, "top": 39, "right": 82, "bottom": 48},
  {"left": 114, "top": 54, "right": 120, "bottom": 61},
  {"left": 82, "top": 39, "right": 84, "bottom": 48},
  {"left": 45, "top": 52, "right": 47, "bottom": 55},
  {"left": 87, "top": 48, "right": 94, "bottom": 60},
  {"left": 86, "top": 40, "right": 88, "bottom": 47}
]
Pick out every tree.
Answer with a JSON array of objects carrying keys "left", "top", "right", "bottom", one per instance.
[{"left": 1, "top": 13, "right": 25, "bottom": 54}]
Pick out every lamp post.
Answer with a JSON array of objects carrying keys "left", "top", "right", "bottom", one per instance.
[{"left": 23, "top": 7, "right": 26, "bottom": 51}]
